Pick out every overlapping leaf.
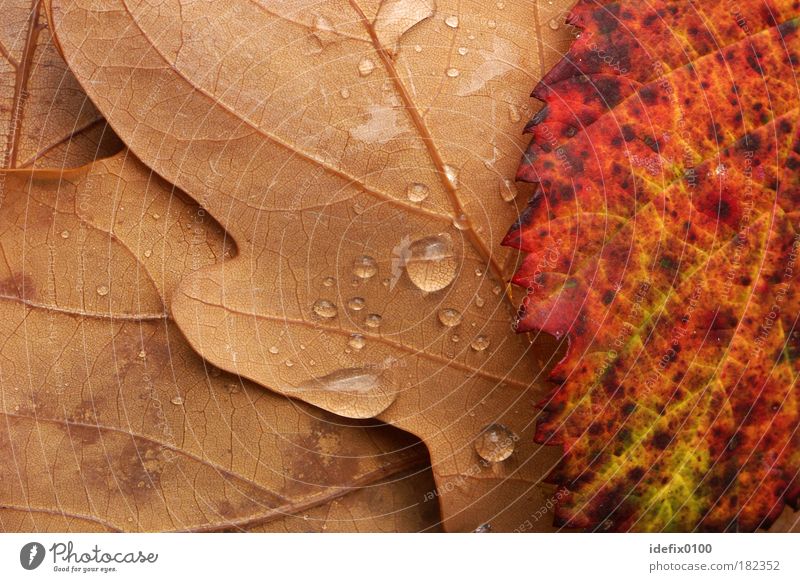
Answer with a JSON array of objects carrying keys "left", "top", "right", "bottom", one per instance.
[
  {"left": 507, "top": 0, "right": 800, "bottom": 531},
  {"left": 46, "top": 0, "right": 577, "bottom": 530},
  {"left": 0, "top": 0, "right": 121, "bottom": 168},
  {"left": 0, "top": 153, "right": 440, "bottom": 532}
]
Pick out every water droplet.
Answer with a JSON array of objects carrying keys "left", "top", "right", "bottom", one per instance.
[
  {"left": 451, "top": 334, "right": 460, "bottom": 343},
  {"left": 144, "top": 249, "right": 153, "bottom": 258},
  {"left": 474, "top": 424, "right": 516, "bottom": 463},
  {"left": 96, "top": 285, "right": 109, "bottom": 296},
  {"left": 452, "top": 213, "right": 470, "bottom": 230},
  {"left": 406, "top": 234, "right": 457, "bottom": 292},
  {"left": 358, "top": 57, "right": 376, "bottom": 76},
  {"left": 471, "top": 335, "right": 490, "bottom": 351},
  {"left": 407, "top": 182, "right": 430, "bottom": 203},
  {"left": 549, "top": 18, "right": 560, "bottom": 30},
  {"left": 269, "top": 346, "right": 279, "bottom": 354},
  {"left": 474, "top": 523, "right": 492, "bottom": 533},
  {"left": 438, "top": 308, "right": 463, "bottom": 327},
  {"left": 445, "top": 15, "right": 459, "bottom": 28},
  {"left": 348, "top": 334, "right": 366, "bottom": 350},
  {"left": 322, "top": 276, "right": 336, "bottom": 287},
  {"left": 446, "top": 67, "right": 460, "bottom": 78},
  {"left": 171, "top": 396, "right": 184, "bottom": 406},
  {"left": 340, "top": 87, "right": 351, "bottom": 99},
  {"left": 443, "top": 165, "right": 459, "bottom": 188},
  {"left": 151, "top": 213, "right": 161, "bottom": 220},
  {"left": 347, "top": 297, "right": 366, "bottom": 311},
  {"left": 353, "top": 255, "right": 378, "bottom": 279},
  {"left": 313, "top": 299, "right": 338, "bottom": 319},
  {"left": 293, "top": 368, "right": 397, "bottom": 418},
  {"left": 475, "top": 295, "right": 485, "bottom": 308},
  {"left": 414, "top": 44, "right": 423, "bottom": 53},
  {"left": 365, "top": 314, "right": 382, "bottom": 328},
  {"left": 285, "top": 359, "right": 295, "bottom": 368},
  {"left": 487, "top": 19, "right": 497, "bottom": 29},
  {"left": 457, "top": 46, "right": 468, "bottom": 56},
  {"left": 492, "top": 285, "right": 502, "bottom": 295},
  {"left": 500, "top": 178, "right": 519, "bottom": 202},
  {"left": 60, "top": 230, "right": 70, "bottom": 239},
  {"left": 138, "top": 350, "right": 146, "bottom": 359}
]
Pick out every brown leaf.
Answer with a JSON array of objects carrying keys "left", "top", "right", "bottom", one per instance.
[
  {"left": 0, "top": 153, "right": 438, "bottom": 532},
  {"left": 47, "top": 0, "right": 575, "bottom": 530},
  {"left": 0, "top": 0, "right": 122, "bottom": 169}
]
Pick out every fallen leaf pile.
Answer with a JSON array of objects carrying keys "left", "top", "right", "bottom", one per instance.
[
  {"left": 508, "top": 0, "right": 800, "bottom": 531},
  {"left": 0, "top": 0, "right": 798, "bottom": 533}
]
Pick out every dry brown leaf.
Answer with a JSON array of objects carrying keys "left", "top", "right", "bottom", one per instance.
[
  {"left": 0, "top": 0, "right": 122, "bottom": 169},
  {"left": 47, "top": 0, "right": 575, "bottom": 531},
  {"left": 0, "top": 152, "right": 439, "bottom": 533}
]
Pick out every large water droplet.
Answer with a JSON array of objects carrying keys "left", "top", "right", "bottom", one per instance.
[
  {"left": 353, "top": 255, "right": 378, "bottom": 279},
  {"left": 312, "top": 299, "right": 338, "bottom": 319},
  {"left": 292, "top": 368, "right": 397, "bottom": 418},
  {"left": 474, "top": 424, "right": 516, "bottom": 463},
  {"left": 407, "top": 182, "right": 430, "bottom": 202},
  {"left": 438, "top": 308, "right": 463, "bottom": 327},
  {"left": 405, "top": 234, "right": 457, "bottom": 292},
  {"left": 452, "top": 213, "right": 470, "bottom": 231}
]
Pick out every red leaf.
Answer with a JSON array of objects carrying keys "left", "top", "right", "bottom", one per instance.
[{"left": 509, "top": 0, "right": 800, "bottom": 531}]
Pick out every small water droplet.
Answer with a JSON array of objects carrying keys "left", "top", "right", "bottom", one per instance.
[
  {"left": 171, "top": 396, "right": 184, "bottom": 406},
  {"left": 492, "top": 285, "right": 502, "bottom": 295},
  {"left": 548, "top": 18, "right": 560, "bottom": 30},
  {"left": 353, "top": 255, "right": 378, "bottom": 279},
  {"left": 144, "top": 249, "right": 152, "bottom": 258},
  {"left": 313, "top": 299, "right": 337, "bottom": 319},
  {"left": 452, "top": 213, "right": 469, "bottom": 230},
  {"left": 60, "top": 230, "right": 70, "bottom": 239},
  {"left": 151, "top": 213, "right": 161, "bottom": 220},
  {"left": 438, "top": 308, "right": 463, "bottom": 327},
  {"left": 457, "top": 46, "right": 468, "bottom": 56},
  {"left": 500, "top": 178, "right": 519, "bottom": 202},
  {"left": 322, "top": 276, "right": 336, "bottom": 287},
  {"left": 138, "top": 350, "right": 146, "bottom": 359},
  {"left": 443, "top": 165, "right": 459, "bottom": 188},
  {"left": 451, "top": 334, "right": 461, "bottom": 343},
  {"left": 347, "top": 297, "right": 366, "bottom": 311},
  {"left": 414, "top": 44, "right": 423, "bottom": 53},
  {"left": 285, "top": 359, "right": 295, "bottom": 368},
  {"left": 348, "top": 334, "right": 366, "bottom": 350},
  {"left": 475, "top": 295, "right": 485, "bottom": 308},
  {"left": 340, "top": 87, "right": 351, "bottom": 99},
  {"left": 474, "top": 523, "right": 492, "bottom": 533},
  {"left": 446, "top": 67, "right": 460, "bottom": 78},
  {"left": 474, "top": 423, "right": 516, "bottom": 463},
  {"left": 406, "top": 234, "right": 457, "bottom": 292},
  {"left": 471, "top": 335, "right": 490, "bottom": 351},
  {"left": 96, "top": 285, "right": 109, "bottom": 296},
  {"left": 269, "top": 346, "right": 279, "bottom": 354},
  {"left": 407, "top": 182, "right": 430, "bottom": 202},
  {"left": 445, "top": 15, "right": 459, "bottom": 28},
  {"left": 365, "top": 314, "right": 382, "bottom": 328},
  {"left": 358, "top": 57, "right": 376, "bottom": 76},
  {"left": 487, "top": 19, "right": 497, "bottom": 29}
]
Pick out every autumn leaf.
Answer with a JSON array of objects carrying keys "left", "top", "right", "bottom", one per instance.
[
  {"left": 507, "top": 0, "right": 800, "bottom": 531},
  {"left": 46, "top": 0, "right": 577, "bottom": 530},
  {"left": 0, "top": 0, "right": 122, "bottom": 169},
  {"left": 0, "top": 152, "right": 440, "bottom": 533}
]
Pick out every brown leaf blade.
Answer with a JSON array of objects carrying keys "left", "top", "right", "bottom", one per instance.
[{"left": 0, "top": 153, "right": 438, "bottom": 532}]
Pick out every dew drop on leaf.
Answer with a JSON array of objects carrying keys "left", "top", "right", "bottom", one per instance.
[
  {"left": 405, "top": 234, "right": 457, "bottom": 292},
  {"left": 348, "top": 334, "right": 366, "bottom": 350},
  {"left": 438, "top": 308, "right": 463, "bottom": 327},
  {"left": 96, "top": 285, "right": 109, "bottom": 296},
  {"left": 170, "top": 396, "right": 184, "bottom": 406},
  {"left": 312, "top": 299, "right": 337, "bottom": 319},
  {"left": 445, "top": 15, "right": 459, "bottom": 28},
  {"left": 347, "top": 297, "right": 366, "bottom": 311},
  {"left": 269, "top": 346, "right": 279, "bottom": 355},
  {"left": 471, "top": 335, "right": 490, "bottom": 351},
  {"left": 353, "top": 255, "right": 378, "bottom": 279},
  {"left": 358, "top": 57, "right": 376, "bottom": 76},
  {"left": 446, "top": 67, "right": 460, "bottom": 78},
  {"left": 474, "top": 423, "right": 516, "bottom": 463},
  {"left": 365, "top": 314, "right": 382, "bottom": 328},
  {"left": 499, "top": 178, "right": 518, "bottom": 202},
  {"left": 407, "top": 182, "right": 430, "bottom": 202}
]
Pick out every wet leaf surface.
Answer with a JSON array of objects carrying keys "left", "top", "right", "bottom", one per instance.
[{"left": 46, "top": 0, "right": 577, "bottom": 530}]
